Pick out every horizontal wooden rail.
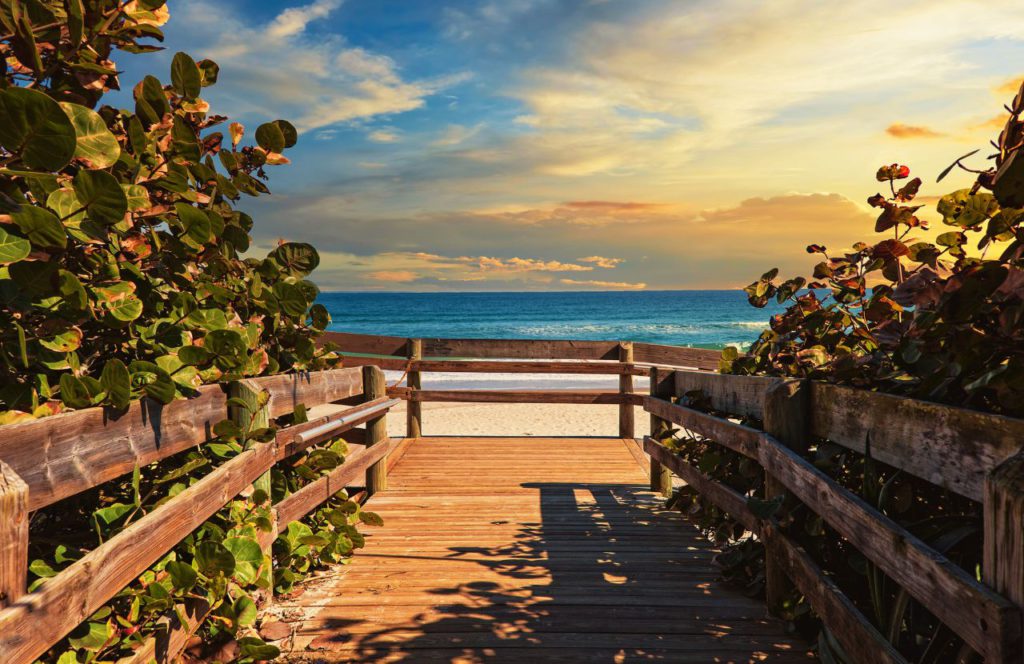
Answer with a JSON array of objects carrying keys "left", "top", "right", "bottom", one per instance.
[
  {"left": 401, "top": 389, "right": 631, "bottom": 405},
  {"left": 645, "top": 436, "right": 910, "bottom": 664},
  {"left": 0, "top": 368, "right": 394, "bottom": 664},
  {"left": 642, "top": 388, "right": 1024, "bottom": 662},
  {"left": 412, "top": 359, "right": 648, "bottom": 376}
]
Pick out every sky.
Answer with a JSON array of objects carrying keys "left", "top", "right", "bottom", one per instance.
[{"left": 121, "top": 0, "right": 1024, "bottom": 291}]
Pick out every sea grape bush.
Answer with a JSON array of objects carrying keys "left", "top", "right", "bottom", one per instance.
[
  {"left": 0, "top": 0, "right": 338, "bottom": 424},
  {"left": 677, "top": 82, "right": 1024, "bottom": 660},
  {"left": 0, "top": 2, "right": 375, "bottom": 661}
]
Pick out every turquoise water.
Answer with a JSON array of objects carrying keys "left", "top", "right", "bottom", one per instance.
[{"left": 319, "top": 290, "right": 784, "bottom": 350}]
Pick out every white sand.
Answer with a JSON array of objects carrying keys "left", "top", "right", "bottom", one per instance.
[{"left": 385, "top": 401, "right": 652, "bottom": 438}]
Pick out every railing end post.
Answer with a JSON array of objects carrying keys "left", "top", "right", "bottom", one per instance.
[
  {"left": 363, "top": 365, "right": 388, "bottom": 495},
  {"left": 0, "top": 460, "right": 28, "bottom": 609},
  {"left": 407, "top": 339, "right": 423, "bottom": 439}
]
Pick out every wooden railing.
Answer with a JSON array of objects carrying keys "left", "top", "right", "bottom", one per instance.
[
  {"left": 0, "top": 365, "right": 398, "bottom": 664},
  {"left": 320, "top": 330, "right": 722, "bottom": 438},
  {"left": 323, "top": 330, "right": 1024, "bottom": 664},
  {"left": 641, "top": 370, "right": 1024, "bottom": 663}
]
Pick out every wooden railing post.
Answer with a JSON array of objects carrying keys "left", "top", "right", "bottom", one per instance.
[
  {"left": 984, "top": 449, "right": 1024, "bottom": 660},
  {"left": 407, "top": 338, "right": 422, "bottom": 439},
  {"left": 619, "top": 342, "right": 634, "bottom": 439},
  {"left": 762, "top": 378, "right": 810, "bottom": 615},
  {"left": 364, "top": 365, "right": 388, "bottom": 495},
  {"left": 648, "top": 367, "right": 673, "bottom": 496},
  {"left": 0, "top": 461, "right": 28, "bottom": 609}
]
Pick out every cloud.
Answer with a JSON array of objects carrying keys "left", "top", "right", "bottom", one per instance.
[
  {"left": 886, "top": 123, "right": 945, "bottom": 139},
  {"left": 996, "top": 76, "right": 1023, "bottom": 96},
  {"left": 564, "top": 201, "right": 662, "bottom": 211},
  {"left": 367, "top": 270, "right": 420, "bottom": 282},
  {"left": 432, "top": 123, "right": 485, "bottom": 147},
  {"left": 175, "top": 0, "right": 469, "bottom": 131},
  {"left": 368, "top": 129, "right": 401, "bottom": 143},
  {"left": 970, "top": 114, "right": 1008, "bottom": 133},
  {"left": 578, "top": 256, "right": 625, "bottom": 268},
  {"left": 560, "top": 278, "right": 646, "bottom": 290}
]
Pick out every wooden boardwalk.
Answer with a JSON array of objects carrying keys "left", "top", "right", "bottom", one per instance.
[{"left": 277, "top": 437, "right": 813, "bottom": 663}]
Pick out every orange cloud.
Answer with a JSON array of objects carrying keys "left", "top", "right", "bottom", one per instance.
[
  {"left": 996, "top": 76, "right": 1023, "bottom": 97},
  {"left": 560, "top": 278, "right": 646, "bottom": 290},
  {"left": 367, "top": 270, "right": 420, "bottom": 282},
  {"left": 563, "top": 201, "right": 661, "bottom": 211},
  {"left": 578, "top": 256, "right": 625, "bottom": 268},
  {"left": 885, "top": 123, "right": 944, "bottom": 139},
  {"left": 970, "top": 114, "right": 1007, "bottom": 133}
]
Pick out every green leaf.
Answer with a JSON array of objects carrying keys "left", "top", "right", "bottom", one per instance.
[
  {"left": 255, "top": 122, "right": 286, "bottom": 153},
  {"left": 59, "top": 102, "right": 121, "bottom": 168},
  {"left": 60, "top": 374, "right": 102, "bottom": 409},
  {"left": 67, "top": 620, "right": 115, "bottom": 651},
  {"left": 359, "top": 511, "right": 384, "bottom": 527},
  {"left": 29, "top": 559, "right": 57, "bottom": 578},
  {"left": 195, "top": 540, "right": 235, "bottom": 577},
  {"left": 129, "top": 360, "right": 176, "bottom": 403},
  {"left": 93, "top": 502, "right": 132, "bottom": 526},
  {"left": 100, "top": 359, "right": 132, "bottom": 410},
  {"left": 73, "top": 169, "right": 128, "bottom": 225},
  {"left": 175, "top": 202, "right": 212, "bottom": 247},
  {"left": 237, "top": 637, "right": 280, "bottom": 661},
  {"left": 275, "top": 120, "right": 298, "bottom": 148},
  {"left": 269, "top": 242, "right": 319, "bottom": 275},
  {"left": 122, "top": 184, "right": 151, "bottom": 211},
  {"left": 165, "top": 560, "right": 198, "bottom": 591},
  {"left": 171, "top": 51, "right": 201, "bottom": 100},
  {"left": 11, "top": 205, "right": 66, "bottom": 250},
  {"left": 94, "top": 282, "right": 144, "bottom": 323},
  {"left": 223, "top": 536, "right": 262, "bottom": 585},
  {"left": 198, "top": 59, "right": 219, "bottom": 87},
  {"left": 39, "top": 326, "right": 83, "bottom": 353},
  {"left": 0, "top": 87, "right": 77, "bottom": 171},
  {"left": 233, "top": 595, "right": 258, "bottom": 626},
  {"left": 0, "top": 227, "right": 31, "bottom": 264}
]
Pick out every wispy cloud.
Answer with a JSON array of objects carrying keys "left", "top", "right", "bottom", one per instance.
[
  {"left": 886, "top": 123, "right": 945, "bottom": 139},
  {"left": 560, "top": 278, "right": 646, "bottom": 290},
  {"left": 368, "top": 129, "right": 401, "bottom": 143}
]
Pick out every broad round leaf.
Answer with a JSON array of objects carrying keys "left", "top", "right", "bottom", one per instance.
[
  {"left": 59, "top": 102, "right": 121, "bottom": 168},
  {"left": 269, "top": 242, "right": 319, "bottom": 275},
  {"left": 11, "top": 205, "right": 66, "bottom": 250},
  {"left": 122, "top": 184, "right": 151, "bottom": 211},
  {"left": 255, "top": 122, "right": 285, "bottom": 153},
  {"left": 73, "top": 169, "right": 128, "bottom": 225},
  {"left": 39, "top": 326, "right": 83, "bottom": 353},
  {"left": 174, "top": 202, "right": 212, "bottom": 247},
  {"left": 0, "top": 87, "right": 76, "bottom": 171},
  {"left": 100, "top": 359, "right": 132, "bottom": 410},
  {"left": 275, "top": 119, "right": 298, "bottom": 148},
  {"left": 195, "top": 541, "right": 235, "bottom": 577},
  {"left": 0, "top": 227, "right": 31, "bottom": 264},
  {"left": 198, "top": 58, "right": 219, "bottom": 87},
  {"left": 171, "top": 51, "right": 201, "bottom": 100},
  {"left": 46, "top": 188, "right": 85, "bottom": 224}
]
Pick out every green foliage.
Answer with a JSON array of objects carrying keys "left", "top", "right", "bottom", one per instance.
[
  {"left": 705, "top": 89, "right": 1024, "bottom": 660},
  {"left": 0, "top": 2, "right": 374, "bottom": 662}
]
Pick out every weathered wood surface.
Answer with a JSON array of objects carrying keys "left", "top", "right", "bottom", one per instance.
[
  {"left": 762, "top": 526, "right": 908, "bottom": 664},
  {"left": 363, "top": 366, "right": 388, "bottom": 496},
  {"left": 276, "top": 437, "right": 811, "bottom": 662},
  {"left": 643, "top": 395, "right": 761, "bottom": 458},
  {"left": 0, "top": 463, "right": 28, "bottom": 608},
  {"left": 252, "top": 367, "right": 363, "bottom": 419},
  {"left": 406, "top": 339, "right": 423, "bottom": 439},
  {"left": 320, "top": 331, "right": 410, "bottom": 357},
  {"left": 413, "top": 359, "right": 646, "bottom": 375},
  {"left": 646, "top": 437, "right": 906, "bottom": 663},
  {"left": 117, "top": 598, "right": 210, "bottom": 664},
  {"left": 648, "top": 367, "right": 674, "bottom": 496},
  {"left": 275, "top": 442, "right": 391, "bottom": 527},
  {"left": 759, "top": 433, "right": 1020, "bottom": 661},
  {"left": 643, "top": 437, "right": 757, "bottom": 532},
  {"left": 634, "top": 342, "right": 722, "bottom": 371},
  {"left": 0, "top": 440, "right": 279, "bottom": 663},
  {"left": 408, "top": 390, "right": 627, "bottom": 404},
  {"left": 674, "top": 370, "right": 774, "bottom": 420},
  {"left": 618, "top": 342, "right": 635, "bottom": 439},
  {"left": 985, "top": 450, "right": 1024, "bottom": 616},
  {"left": 811, "top": 382, "right": 1024, "bottom": 501},
  {"left": 0, "top": 385, "right": 225, "bottom": 511}
]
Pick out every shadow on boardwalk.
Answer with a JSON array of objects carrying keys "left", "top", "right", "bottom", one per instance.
[{"left": 287, "top": 476, "right": 810, "bottom": 662}]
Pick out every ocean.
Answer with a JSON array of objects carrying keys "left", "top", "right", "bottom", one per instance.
[{"left": 319, "top": 290, "right": 785, "bottom": 390}]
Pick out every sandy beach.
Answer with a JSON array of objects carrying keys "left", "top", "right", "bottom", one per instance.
[{"left": 385, "top": 400, "right": 652, "bottom": 438}]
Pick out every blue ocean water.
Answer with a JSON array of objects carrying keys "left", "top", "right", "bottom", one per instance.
[{"left": 319, "top": 290, "right": 786, "bottom": 350}]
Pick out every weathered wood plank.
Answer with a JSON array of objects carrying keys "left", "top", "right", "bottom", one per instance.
[
  {"left": 619, "top": 342, "right": 635, "bottom": 439},
  {"left": 811, "top": 382, "right": 1024, "bottom": 502},
  {"left": 643, "top": 437, "right": 758, "bottom": 533},
  {"left": 648, "top": 368, "right": 674, "bottom": 496},
  {"left": 0, "top": 440, "right": 278, "bottom": 663},
  {"left": 758, "top": 433, "right": 1019, "bottom": 661},
  {"left": 634, "top": 343, "right": 722, "bottom": 371},
  {"left": 413, "top": 359, "right": 646, "bottom": 375},
  {"left": 674, "top": 371, "right": 774, "bottom": 420},
  {"left": 984, "top": 449, "right": 1024, "bottom": 662},
  {"left": 336, "top": 355, "right": 410, "bottom": 371},
  {"left": 407, "top": 339, "right": 423, "bottom": 439},
  {"left": 275, "top": 442, "right": 392, "bottom": 527},
  {"left": 319, "top": 331, "right": 410, "bottom": 357},
  {"left": 420, "top": 337, "right": 621, "bottom": 360},
  {"left": 0, "top": 386, "right": 225, "bottom": 512},
  {"left": 642, "top": 396, "right": 760, "bottom": 458},
  {"left": 117, "top": 598, "right": 210, "bottom": 664},
  {"left": 762, "top": 526, "right": 907, "bottom": 664},
  {"left": 411, "top": 390, "right": 627, "bottom": 404},
  {"left": 0, "top": 463, "right": 28, "bottom": 608},
  {"left": 363, "top": 366, "right": 388, "bottom": 496},
  {"left": 251, "top": 367, "right": 363, "bottom": 418}
]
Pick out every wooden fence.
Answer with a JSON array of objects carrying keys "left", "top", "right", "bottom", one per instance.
[
  {"left": 324, "top": 330, "right": 1024, "bottom": 664},
  {"left": 0, "top": 365, "right": 398, "bottom": 664}
]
